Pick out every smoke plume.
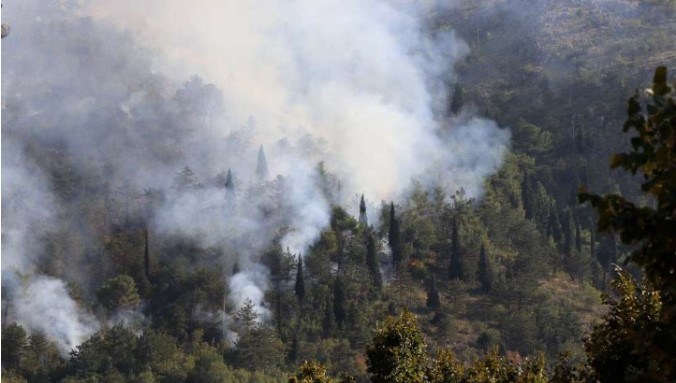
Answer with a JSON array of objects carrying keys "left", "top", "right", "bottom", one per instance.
[{"left": 2, "top": 0, "right": 509, "bottom": 348}]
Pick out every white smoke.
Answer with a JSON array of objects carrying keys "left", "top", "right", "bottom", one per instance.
[
  {"left": 11, "top": 275, "right": 100, "bottom": 355},
  {"left": 2, "top": 0, "right": 510, "bottom": 348},
  {"left": 81, "top": 0, "right": 507, "bottom": 252}
]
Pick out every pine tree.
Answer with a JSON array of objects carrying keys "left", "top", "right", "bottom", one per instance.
[
  {"left": 366, "top": 232, "right": 382, "bottom": 290},
  {"left": 389, "top": 202, "right": 402, "bottom": 269},
  {"left": 294, "top": 255, "right": 305, "bottom": 303},
  {"left": 449, "top": 217, "right": 463, "bottom": 280},
  {"left": 478, "top": 243, "right": 493, "bottom": 293}
]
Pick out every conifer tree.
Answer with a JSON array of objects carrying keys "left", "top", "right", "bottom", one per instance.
[
  {"left": 322, "top": 294, "right": 334, "bottom": 339},
  {"left": 256, "top": 145, "right": 269, "bottom": 180},
  {"left": 450, "top": 83, "right": 464, "bottom": 115},
  {"left": 389, "top": 202, "right": 402, "bottom": 269},
  {"left": 426, "top": 277, "right": 440, "bottom": 308},
  {"left": 522, "top": 174, "right": 535, "bottom": 220},
  {"left": 575, "top": 214, "right": 583, "bottom": 252},
  {"left": 359, "top": 194, "right": 368, "bottom": 227},
  {"left": 597, "top": 234, "right": 618, "bottom": 270},
  {"left": 547, "top": 208, "right": 562, "bottom": 243},
  {"left": 562, "top": 209, "right": 575, "bottom": 256},
  {"left": 449, "top": 218, "right": 463, "bottom": 280},
  {"left": 294, "top": 255, "right": 305, "bottom": 303},
  {"left": 478, "top": 243, "right": 493, "bottom": 293},
  {"left": 366, "top": 232, "right": 382, "bottom": 290},
  {"left": 144, "top": 228, "right": 150, "bottom": 280},
  {"left": 224, "top": 168, "right": 236, "bottom": 209},
  {"left": 333, "top": 278, "right": 347, "bottom": 329}
]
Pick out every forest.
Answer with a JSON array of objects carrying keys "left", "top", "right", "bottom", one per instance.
[{"left": 1, "top": 0, "right": 675, "bottom": 382}]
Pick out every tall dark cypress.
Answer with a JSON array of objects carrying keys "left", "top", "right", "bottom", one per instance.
[
  {"left": 575, "top": 214, "right": 583, "bottom": 252},
  {"left": 333, "top": 278, "right": 346, "bottom": 329},
  {"left": 359, "top": 194, "right": 368, "bottom": 227},
  {"left": 478, "top": 243, "right": 493, "bottom": 293},
  {"left": 547, "top": 208, "right": 562, "bottom": 243},
  {"left": 366, "top": 232, "right": 382, "bottom": 290},
  {"left": 426, "top": 277, "right": 440, "bottom": 308},
  {"left": 321, "top": 294, "right": 334, "bottom": 339},
  {"left": 522, "top": 174, "right": 534, "bottom": 220},
  {"left": 256, "top": 145, "right": 269, "bottom": 180},
  {"left": 562, "top": 209, "right": 574, "bottom": 256},
  {"left": 144, "top": 229, "right": 150, "bottom": 279},
  {"left": 450, "top": 83, "right": 464, "bottom": 115},
  {"left": 449, "top": 217, "right": 463, "bottom": 280},
  {"left": 294, "top": 255, "right": 305, "bottom": 302},
  {"left": 388, "top": 202, "right": 401, "bottom": 269}
]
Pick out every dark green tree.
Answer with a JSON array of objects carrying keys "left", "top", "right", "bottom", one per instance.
[
  {"left": 388, "top": 203, "right": 402, "bottom": 269},
  {"left": 96, "top": 274, "right": 141, "bottom": 312},
  {"left": 561, "top": 209, "right": 574, "bottom": 257},
  {"left": 366, "top": 311, "right": 428, "bottom": 383},
  {"left": 449, "top": 218, "right": 463, "bottom": 280},
  {"left": 477, "top": 243, "right": 494, "bottom": 293},
  {"left": 366, "top": 232, "right": 382, "bottom": 290},
  {"left": 333, "top": 278, "right": 347, "bottom": 329},
  {"left": 426, "top": 277, "right": 440, "bottom": 308},
  {"left": 2, "top": 323, "right": 28, "bottom": 372},
  {"left": 450, "top": 83, "right": 464, "bottom": 115},
  {"left": 321, "top": 294, "right": 334, "bottom": 339},
  {"left": 295, "top": 255, "right": 306, "bottom": 303},
  {"left": 580, "top": 67, "right": 676, "bottom": 381}
]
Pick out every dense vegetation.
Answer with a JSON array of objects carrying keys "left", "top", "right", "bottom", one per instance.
[{"left": 2, "top": 1, "right": 675, "bottom": 382}]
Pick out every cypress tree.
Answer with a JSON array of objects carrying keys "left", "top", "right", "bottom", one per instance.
[
  {"left": 547, "top": 208, "right": 562, "bottom": 243},
  {"left": 478, "top": 243, "right": 493, "bottom": 293},
  {"left": 232, "top": 262, "right": 240, "bottom": 275},
  {"left": 522, "top": 174, "right": 534, "bottom": 220},
  {"left": 597, "top": 234, "right": 618, "bottom": 270},
  {"left": 450, "top": 83, "right": 464, "bottom": 115},
  {"left": 333, "top": 278, "right": 346, "bottom": 329},
  {"left": 449, "top": 217, "right": 463, "bottom": 280},
  {"left": 389, "top": 202, "right": 402, "bottom": 269},
  {"left": 224, "top": 168, "right": 236, "bottom": 209},
  {"left": 294, "top": 255, "right": 305, "bottom": 303},
  {"left": 562, "top": 209, "right": 575, "bottom": 256},
  {"left": 256, "top": 145, "right": 269, "bottom": 180},
  {"left": 144, "top": 228, "right": 150, "bottom": 280},
  {"left": 575, "top": 214, "right": 583, "bottom": 252},
  {"left": 322, "top": 294, "right": 334, "bottom": 339},
  {"left": 359, "top": 194, "right": 368, "bottom": 227},
  {"left": 366, "top": 232, "right": 382, "bottom": 290},
  {"left": 426, "top": 277, "right": 440, "bottom": 308}
]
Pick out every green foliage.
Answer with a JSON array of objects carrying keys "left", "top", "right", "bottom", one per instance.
[
  {"left": 96, "top": 274, "right": 141, "bottom": 312},
  {"left": 2, "top": 323, "right": 28, "bottom": 372},
  {"left": 366, "top": 311, "right": 428, "bottom": 383},
  {"left": 295, "top": 256, "right": 306, "bottom": 303},
  {"left": 580, "top": 66, "right": 676, "bottom": 381},
  {"left": 584, "top": 269, "right": 663, "bottom": 382},
  {"left": 288, "top": 361, "right": 333, "bottom": 383}
]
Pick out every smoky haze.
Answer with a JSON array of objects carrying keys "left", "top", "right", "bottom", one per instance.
[{"left": 1, "top": 0, "right": 509, "bottom": 351}]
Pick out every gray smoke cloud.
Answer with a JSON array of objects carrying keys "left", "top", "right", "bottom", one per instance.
[{"left": 2, "top": 0, "right": 509, "bottom": 347}]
